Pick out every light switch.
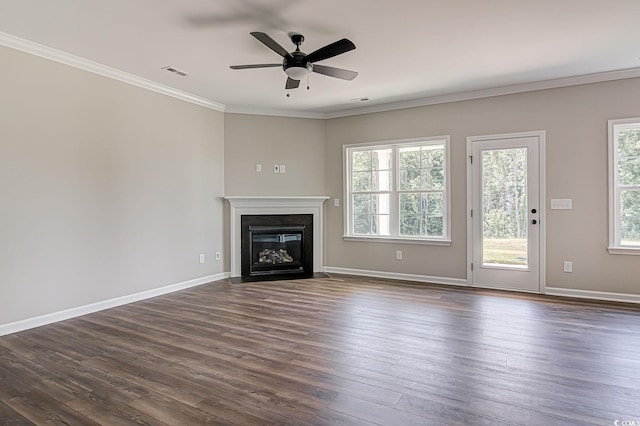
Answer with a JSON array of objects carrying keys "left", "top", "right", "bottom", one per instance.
[
  {"left": 334, "top": 198, "right": 340, "bottom": 207},
  {"left": 563, "top": 261, "right": 573, "bottom": 273},
  {"left": 550, "top": 199, "right": 572, "bottom": 209},
  {"left": 255, "top": 163, "right": 262, "bottom": 172},
  {"left": 273, "top": 165, "right": 280, "bottom": 173},
  {"left": 280, "top": 164, "right": 286, "bottom": 173}
]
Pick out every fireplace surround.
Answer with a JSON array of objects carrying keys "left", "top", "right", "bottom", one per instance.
[{"left": 225, "top": 196, "right": 329, "bottom": 279}]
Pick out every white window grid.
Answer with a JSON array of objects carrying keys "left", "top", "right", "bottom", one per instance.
[
  {"left": 608, "top": 118, "right": 640, "bottom": 253},
  {"left": 344, "top": 136, "right": 451, "bottom": 242}
]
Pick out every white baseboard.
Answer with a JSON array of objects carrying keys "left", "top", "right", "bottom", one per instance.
[
  {"left": 545, "top": 287, "right": 640, "bottom": 304},
  {"left": 324, "top": 266, "right": 468, "bottom": 287},
  {"left": 0, "top": 272, "right": 230, "bottom": 336},
  {"left": 324, "top": 268, "right": 640, "bottom": 305}
]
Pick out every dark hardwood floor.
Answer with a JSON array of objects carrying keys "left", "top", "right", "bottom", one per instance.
[{"left": 1, "top": 274, "right": 640, "bottom": 425}]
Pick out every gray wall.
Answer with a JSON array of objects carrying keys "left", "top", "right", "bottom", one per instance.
[
  {"left": 3, "top": 43, "right": 640, "bottom": 329},
  {"left": 0, "top": 46, "right": 225, "bottom": 325},
  {"left": 325, "top": 78, "right": 640, "bottom": 294},
  {"left": 224, "top": 113, "right": 326, "bottom": 196}
]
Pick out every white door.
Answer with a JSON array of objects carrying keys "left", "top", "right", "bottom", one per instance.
[{"left": 468, "top": 133, "right": 543, "bottom": 293}]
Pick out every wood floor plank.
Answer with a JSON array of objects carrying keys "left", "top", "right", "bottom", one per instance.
[
  {"left": 1, "top": 274, "right": 639, "bottom": 424},
  {"left": 395, "top": 394, "right": 509, "bottom": 426},
  {"left": 467, "top": 396, "right": 601, "bottom": 426},
  {"left": 6, "top": 389, "right": 101, "bottom": 425},
  {"left": 328, "top": 393, "right": 443, "bottom": 426},
  {"left": 0, "top": 400, "right": 35, "bottom": 426},
  {"left": 65, "top": 392, "right": 165, "bottom": 426}
]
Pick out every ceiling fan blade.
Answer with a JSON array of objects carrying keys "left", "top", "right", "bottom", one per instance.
[
  {"left": 312, "top": 64, "right": 358, "bottom": 80},
  {"left": 305, "top": 38, "right": 355, "bottom": 63},
  {"left": 285, "top": 77, "right": 300, "bottom": 89},
  {"left": 251, "top": 32, "right": 292, "bottom": 59},
  {"left": 230, "top": 64, "right": 282, "bottom": 70}
]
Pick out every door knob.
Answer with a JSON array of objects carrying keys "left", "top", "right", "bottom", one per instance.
[
  {"left": 531, "top": 208, "right": 537, "bottom": 214},
  {"left": 531, "top": 219, "right": 537, "bottom": 224}
]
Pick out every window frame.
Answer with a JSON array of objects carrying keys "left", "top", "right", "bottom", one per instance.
[
  {"left": 608, "top": 117, "right": 640, "bottom": 255},
  {"left": 343, "top": 136, "right": 451, "bottom": 245}
]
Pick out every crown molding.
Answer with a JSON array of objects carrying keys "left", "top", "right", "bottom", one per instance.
[
  {"left": 0, "top": 32, "right": 226, "bottom": 112},
  {"left": 3, "top": 31, "right": 640, "bottom": 120},
  {"left": 225, "top": 105, "right": 325, "bottom": 119},
  {"left": 324, "top": 67, "right": 640, "bottom": 119}
]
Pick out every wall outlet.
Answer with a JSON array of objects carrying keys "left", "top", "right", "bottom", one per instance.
[
  {"left": 563, "top": 261, "right": 572, "bottom": 273},
  {"left": 273, "top": 165, "right": 280, "bottom": 173},
  {"left": 334, "top": 198, "right": 340, "bottom": 207},
  {"left": 256, "top": 163, "right": 262, "bottom": 172},
  {"left": 199, "top": 254, "right": 205, "bottom": 264},
  {"left": 279, "top": 164, "right": 286, "bottom": 173},
  {"left": 215, "top": 252, "right": 221, "bottom": 261},
  {"left": 396, "top": 250, "right": 403, "bottom": 260}
]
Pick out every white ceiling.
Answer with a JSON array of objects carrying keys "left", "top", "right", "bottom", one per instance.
[{"left": 1, "top": 0, "right": 639, "bottom": 117}]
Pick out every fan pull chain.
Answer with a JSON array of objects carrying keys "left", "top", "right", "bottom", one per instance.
[{"left": 307, "top": 73, "right": 310, "bottom": 90}]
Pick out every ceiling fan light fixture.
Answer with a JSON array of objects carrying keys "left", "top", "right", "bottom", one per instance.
[
  {"left": 284, "top": 66, "right": 308, "bottom": 80},
  {"left": 231, "top": 32, "right": 357, "bottom": 90}
]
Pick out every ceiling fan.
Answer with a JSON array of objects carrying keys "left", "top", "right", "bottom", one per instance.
[{"left": 230, "top": 32, "right": 358, "bottom": 90}]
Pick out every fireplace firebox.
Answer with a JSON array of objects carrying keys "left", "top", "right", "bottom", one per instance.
[{"left": 241, "top": 214, "right": 313, "bottom": 279}]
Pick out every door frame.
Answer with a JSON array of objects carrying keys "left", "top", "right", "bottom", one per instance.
[{"left": 466, "top": 131, "right": 546, "bottom": 293}]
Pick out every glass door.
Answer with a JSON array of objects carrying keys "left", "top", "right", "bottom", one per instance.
[{"left": 470, "top": 135, "right": 541, "bottom": 292}]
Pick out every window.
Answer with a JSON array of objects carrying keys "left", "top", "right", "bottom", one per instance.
[
  {"left": 608, "top": 118, "right": 640, "bottom": 254},
  {"left": 344, "top": 137, "right": 451, "bottom": 244}
]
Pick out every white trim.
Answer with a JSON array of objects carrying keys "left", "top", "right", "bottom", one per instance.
[
  {"left": 539, "top": 136, "right": 547, "bottom": 294},
  {"left": 466, "top": 140, "right": 474, "bottom": 286},
  {"left": 325, "top": 68, "right": 640, "bottom": 119},
  {"left": 0, "top": 273, "right": 229, "bottom": 336},
  {"left": 325, "top": 268, "right": 640, "bottom": 304},
  {"left": 342, "top": 235, "right": 451, "bottom": 245},
  {"left": 0, "top": 32, "right": 225, "bottom": 112},
  {"left": 607, "top": 117, "right": 640, "bottom": 252},
  {"left": 545, "top": 287, "right": 640, "bottom": 304},
  {"left": 466, "top": 130, "right": 546, "bottom": 293},
  {"left": 607, "top": 246, "right": 640, "bottom": 255},
  {"left": 609, "top": 119, "right": 617, "bottom": 249},
  {"left": 224, "top": 107, "right": 324, "bottom": 120},
  {"left": 324, "top": 266, "right": 468, "bottom": 287},
  {"left": 225, "top": 196, "right": 329, "bottom": 277},
  {"left": 5, "top": 31, "right": 640, "bottom": 120},
  {"left": 343, "top": 136, "right": 451, "bottom": 241}
]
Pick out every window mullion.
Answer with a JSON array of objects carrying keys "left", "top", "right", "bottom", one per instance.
[{"left": 389, "top": 146, "right": 400, "bottom": 236}]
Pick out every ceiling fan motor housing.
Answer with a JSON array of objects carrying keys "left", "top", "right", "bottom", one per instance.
[{"left": 283, "top": 51, "right": 310, "bottom": 79}]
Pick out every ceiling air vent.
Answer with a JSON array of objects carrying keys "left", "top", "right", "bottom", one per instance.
[{"left": 162, "top": 66, "right": 188, "bottom": 77}]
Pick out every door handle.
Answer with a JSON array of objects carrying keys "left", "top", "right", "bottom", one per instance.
[{"left": 531, "top": 219, "right": 537, "bottom": 225}]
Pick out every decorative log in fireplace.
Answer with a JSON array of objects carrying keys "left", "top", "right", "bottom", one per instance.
[{"left": 241, "top": 214, "right": 313, "bottom": 279}]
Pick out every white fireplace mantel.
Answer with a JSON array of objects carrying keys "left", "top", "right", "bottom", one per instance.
[{"left": 225, "top": 196, "right": 329, "bottom": 277}]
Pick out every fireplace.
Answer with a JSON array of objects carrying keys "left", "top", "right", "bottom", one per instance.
[
  {"left": 225, "top": 196, "right": 329, "bottom": 279},
  {"left": 241, "top": 214, "right": 313, "bottom": 278}
]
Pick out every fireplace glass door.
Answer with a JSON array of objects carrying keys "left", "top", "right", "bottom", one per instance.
[{"left": 249, "top": 226, "right": 305, "bottom": 276}]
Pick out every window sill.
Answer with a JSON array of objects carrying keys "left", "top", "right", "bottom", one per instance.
[
  {"left": 608, "top": 246, "right": 640, "bottom": 255},
  {"left": 342, "top": 235, "right": 452, "bottom": 246}
]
